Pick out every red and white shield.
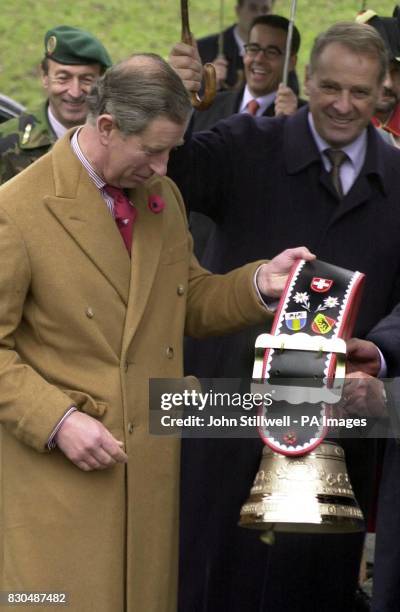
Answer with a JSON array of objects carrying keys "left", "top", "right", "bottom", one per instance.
[{"left": 310, "top": 277, "right": 333, "bottom": 293}]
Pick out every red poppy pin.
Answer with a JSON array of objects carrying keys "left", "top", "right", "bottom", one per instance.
[{"left": 148, "top": 194, "right": 165, "bottom": 214}]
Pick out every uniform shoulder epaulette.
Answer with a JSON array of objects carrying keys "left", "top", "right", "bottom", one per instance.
[{"left": 18, "top": 113, "right": 39, "bottom": 145}]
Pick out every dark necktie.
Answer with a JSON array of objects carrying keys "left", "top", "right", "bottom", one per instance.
[
  {"left": 246, "top": 99, "right": 260, "bottom": 116},
  {"left": 325, "top": 149, "right": 348, "bottom": 199},
  {"left": 104, "top": 185, "right": 137, "bottom": 255}
]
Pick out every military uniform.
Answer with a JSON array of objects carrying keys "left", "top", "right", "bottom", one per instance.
[
  {"left": 0, "top": 24, "right": 111, "bottom": 185},
  {"left": 0, "top": 103, "right": 55, "bottom": 184}
]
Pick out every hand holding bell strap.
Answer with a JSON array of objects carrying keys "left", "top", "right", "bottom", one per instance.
[{"left": 253, "top": 259, "right": 365, "bottom": 456}]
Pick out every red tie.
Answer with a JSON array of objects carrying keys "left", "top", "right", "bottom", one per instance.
[
  {"left": 246, "top": 99, "right": 259, "bottom": 116},
  {"left": 104, "top": 185, "right": 137, "bottom": 255}
]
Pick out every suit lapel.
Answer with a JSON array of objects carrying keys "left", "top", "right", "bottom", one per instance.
[{"left": 45, "top": 131, "right": 131, "bottom": 305}]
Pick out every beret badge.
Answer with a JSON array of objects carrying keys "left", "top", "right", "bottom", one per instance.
[{"left": 47, "top": 35, "right": 57, "bottom": 55}]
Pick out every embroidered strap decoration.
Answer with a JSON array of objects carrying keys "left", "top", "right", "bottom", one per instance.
[{"left": 252, "top": 259, "right": 365, "bottom": 457}]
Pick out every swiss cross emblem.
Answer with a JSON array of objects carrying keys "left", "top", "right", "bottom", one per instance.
[{"left": 310, "top": 277, "right": 333, "bottom": 293}]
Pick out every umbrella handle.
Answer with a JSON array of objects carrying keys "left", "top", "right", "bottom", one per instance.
[{"left": 181, "top": 0, "right": 217, "bottom": 110}]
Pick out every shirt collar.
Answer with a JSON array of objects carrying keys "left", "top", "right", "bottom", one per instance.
[
  {"left": 70, "top": 127, "right": 106, "bottom": 190},
  {"left": 307, "top": 111, "right": 367, "bottom": 172},
  {"left": 47, "top": 105, "right": 69, "bottom": 140},
  {"left": 240, "top": 84, "right": 276, "bottom": 115}
]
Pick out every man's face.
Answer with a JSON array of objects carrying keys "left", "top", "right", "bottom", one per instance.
[
  {"left": 42, "top": 59, "right": 102, "bottom": 128},
  {"left": 305, "top": 42, "right": 382, "bottom": 148},
  {"left": 236, "top": 0, "right": 274, "bottom": 34},
  {"left": 100, "top": 116, "right": 187, "bottom": 189},
  {"left": 244, "top": 24, "right": 293, "bottom": 97},
  {"left": 375, "top": 60, "right": 400, "bottom": 116}
]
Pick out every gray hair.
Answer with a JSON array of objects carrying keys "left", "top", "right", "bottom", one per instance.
[
  {"left": 86, "top": 53, "right": 192, "bottom": 134},
  {"left": 310, "top": 22, "right": 388, "bottom": 84}
]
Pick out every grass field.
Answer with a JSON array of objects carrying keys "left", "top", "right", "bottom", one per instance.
[{"left": 0, "top": 0, "right": 397, "bottom": 108}]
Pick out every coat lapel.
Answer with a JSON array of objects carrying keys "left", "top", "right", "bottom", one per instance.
[
  {"left": 330, "top": 126, "right": 388, "bottom": 223},
  {"left": 122, "top": 181, "right": 164, "bottom": 352},
  {"left": 45, "top": 132, "right": 131, "bottom": 305},
  {"left": 285, "top": 108, "right": 388, "bottom": 226}
]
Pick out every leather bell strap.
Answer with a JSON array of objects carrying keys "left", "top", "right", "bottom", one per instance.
[{"left": 252, "top": 259, "right": 365, "bottom": 456}]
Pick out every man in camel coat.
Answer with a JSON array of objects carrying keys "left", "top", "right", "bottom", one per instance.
[{"left": 0, "top": 53, "right": 312, "bottom": 611}]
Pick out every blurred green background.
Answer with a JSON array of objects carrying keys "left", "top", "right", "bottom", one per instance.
[{"left": 0, "top": 0, "right": 397, "bottom": 108}]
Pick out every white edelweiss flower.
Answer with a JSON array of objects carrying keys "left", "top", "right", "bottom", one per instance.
[
  {"left": 293, "top": 292, "right": 309, "bottom": 304},
  {"left": 323, "top": 296, "right": 339, "bottom": 308}
]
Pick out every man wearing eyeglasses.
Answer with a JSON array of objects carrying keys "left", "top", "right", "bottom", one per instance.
[
  {"left": 190, "top": 15, "right": 302, "bottom": 261},
  {"left": 0, "top": 25, "right": 111, "bottom": 184},
  {"left": 193, "top": 15, "right": 302, "bottom": 132}
]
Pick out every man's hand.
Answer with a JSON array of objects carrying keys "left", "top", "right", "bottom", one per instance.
[
  {"left": 256, "top": 246, "right": 315, "bottom": 297},
  {"left": 335, "top": 372, "right": 387, "bottom": 419},
  {"left": 169, "top": 42, "right": 202, "bottom": 93},
  {"left": 55, "top": 411, "right": 128, "bottom": 471},
  {"left": 346, "top": 338, "right": 381, "bottom": 376},
  {"left": 274, "top": 83, "right": 298, "bottom": 117}
]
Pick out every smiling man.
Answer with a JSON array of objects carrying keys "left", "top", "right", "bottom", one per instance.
[
  {"left": 192, "top": 15, "right": 301, "bottom": 132},
  {"left": 190, "top": 15, "right": 302, "bottom": 260},
  {"left": 169, "top": 21, "right": 400, "bottom": 612},
  {"left": 305, "top": 27, "right": 385, "bottom": 148},
  {"left": 0, "top": 25, "right": 111, "bottom": 184}
]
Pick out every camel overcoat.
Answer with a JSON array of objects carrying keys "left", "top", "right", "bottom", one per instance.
[{"left": 0, "top": 131, "right": 268, "bottom": 612}]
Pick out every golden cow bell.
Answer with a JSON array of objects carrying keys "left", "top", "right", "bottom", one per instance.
[{"left": 239, "top": 441, "right": 364, "bottom": 534}]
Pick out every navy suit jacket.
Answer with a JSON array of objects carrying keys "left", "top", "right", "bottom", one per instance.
[
  {"left": 169, "top": 106, "right": 400, "bottom": 612},
  {"left": 192, "top": 87, "right": 306, "bottom": 132},
  {"left": 190, "top": 91, "right": 305, "bottom": 260},
  {"left": 170, "top": 105, "right": 400, "bottom": 346},
  {"left": 366, "top": 309, "right": 400, "bottom": 611},
  {"left": 368, "top": 304, "right": 400, "bottom": 375},
  {"left": 192, "top": 88, "right": 275, "bottom": 132}
]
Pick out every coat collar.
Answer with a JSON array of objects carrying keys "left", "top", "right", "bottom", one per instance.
[
  {"left": 44, "top": 130, "right": 164, "bottom": 334},
  {"left": 284, "top": 105, "right": 388, "bottom": 198}
]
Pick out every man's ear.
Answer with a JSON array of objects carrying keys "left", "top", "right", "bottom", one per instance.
[
  {"left": 303, "top": 64, "right": 311, "bottom": 97},
  {"left": 41, "top": 65, "right": 49, "bottom": 91},
  {"left": 97, "top": 114, "right": 115, "bottom": 145}
]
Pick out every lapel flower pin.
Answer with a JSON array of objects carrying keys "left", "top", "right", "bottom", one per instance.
[{"left": 148, "top": 194, "right": 165, "bottom": 214}]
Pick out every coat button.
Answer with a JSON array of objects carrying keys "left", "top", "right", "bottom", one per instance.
[
  {"left": 166, "top": 346, "right": 174, "bottom": 359},
  {"left": 85, "top": 307, "right": 94, "bottom": 318},
  {"left": 127, "top": 422, "right": 134, "bottom": 434},
  {"left": 177, "top": 284, "right": 185, "bottom": 296}
]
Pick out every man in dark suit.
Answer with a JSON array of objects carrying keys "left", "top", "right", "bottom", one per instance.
[
  {"left": 347, "top": 316, "right": 400, "bottom": 612},
  {"left": 193, "top": 14, "right": 301, "bottom": 132},
  {"left": 169, "top": 21, "right": 400, "bottom": 612},
  {"left": 192, "top": 14, "right": 302, "bottom": 260},
  {"left": 197, "top": 0, "right": 276, "bottom": 90}
]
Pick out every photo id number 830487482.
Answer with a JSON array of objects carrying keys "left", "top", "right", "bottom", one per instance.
[{"left": 0, "top": 592, "right": 68, "bottom": 606}]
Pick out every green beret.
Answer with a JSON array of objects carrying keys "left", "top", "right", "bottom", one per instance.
[{"left": 44, "top": 25, "right": 112, "bottom": 69}]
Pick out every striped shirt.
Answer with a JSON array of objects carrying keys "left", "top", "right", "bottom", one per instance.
[{"left": 70, "top": 128, "right": 133, "bottom": 216}]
